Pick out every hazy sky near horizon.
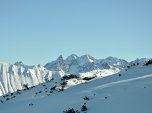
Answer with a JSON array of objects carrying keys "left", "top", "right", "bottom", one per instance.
[{"left": 0, "top": 0, "right": 152, "bottom": 65}]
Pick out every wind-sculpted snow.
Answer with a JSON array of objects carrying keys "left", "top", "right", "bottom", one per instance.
[{"left": 0, "top": 63, "right": 52, "bottom": 96}]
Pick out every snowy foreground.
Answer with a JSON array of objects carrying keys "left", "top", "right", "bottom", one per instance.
[{"left": 0, "top": 64, "right": 152, "bottom": 113}]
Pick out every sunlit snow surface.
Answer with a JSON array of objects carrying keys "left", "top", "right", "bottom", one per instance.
[{"left": 0, "top": 65, "right": 152, "bottom": 113}]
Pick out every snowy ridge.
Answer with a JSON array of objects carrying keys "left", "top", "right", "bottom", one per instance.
[{"left": 0, "top": 63, "right": 52, "bottom": 96}]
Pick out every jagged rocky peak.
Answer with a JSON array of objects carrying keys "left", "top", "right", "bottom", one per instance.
[
  {"left": 44, "top": 55, "right": 66, "bottom": 71},
  {"left": 14, "top": 61, "right": 24, "bottom": 66},
  {"left": 66, "top": 54, "right": 78, "bottom": 61},
  {"left": 56, "top": 55, "right": 66, "bottom": 65},
  {"left": 37, "top": 64, "right": 43, "bottom": 67},
  {"left": 77, "top": 54, "right": 95, "bottom": 65},
  {"left": 129, "top": 58, "right": 148, "bottom": 67},
  {"left": 104, "top": 56, "right": 122, "bottom": 62},
  {"left": 81, "top": 54, "right": 95, "bottom": 61},
  {"left": 44, "top": 54, "right": 129, "bottom": 72},
  {"left": 104, "top": 56, "right": 128, "bottom": 65},
  {"left": 57, "top": 55, "right": 64, "bottom": 61}
]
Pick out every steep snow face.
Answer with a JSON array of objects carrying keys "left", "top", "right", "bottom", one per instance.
[
  {"left": 44, "top": 55, "right": 128, "bottom": 74},
  {"left": 0, "top": 63, "right": 52, "bottom": 96}
]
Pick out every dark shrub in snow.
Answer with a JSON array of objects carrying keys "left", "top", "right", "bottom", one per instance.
[
  {"left": 62, "top": 74, "right": 79, "bottom": 80},
  {"left": 0, "top": 100, "right": 3, "bottom": 103},
  {"left": 61, "top": 81, "right": 67, "bottom": 86},
  {"left": 145, "top": 59, "right": 152, "bottom": 66},
  {"left": 63, "top": 108, "right": 80, "bottom": 113},
  {"left": 81, "top": 104, "right": 88, "bottom": 112},
  {"left": 50, "top": 86, "right": 56, "bottom": 91},
  {"left": 29, "top": 103, "right": 34, "bottom": 106},
  {"left": 82, "top": 76, "right": 95, "bottom": 81},
  {"left": 23, "top": 84, "right": 29, "bottom": 90},
  {"left": 83, "top": 96, "right": 90, "bottom": 101},
  {"left": 6, "top": 98, "right": 10, "bottom": 101},
  {"left": 60, "top": 81, "right": 68, "bottom": 90},
  {"left": 11, "top": 93, "right": 14, "bottom": 96},
  {"left": 118, "top": 74, "right": 121, "bottom": 77}
]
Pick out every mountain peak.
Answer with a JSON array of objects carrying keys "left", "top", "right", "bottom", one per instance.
[
  {"left": 56, "top": 55, "right": 64, "bottom": 62},
  {"left": 105, "top": 56, "right": 118, "bottom": 60},
  {"left": 66, "top": 54, "right": 78, "bottom": 61},
  {"left": 80, "top": 54, "right": 95, "bottom": 62},
  {"left": 14, "top": 61, "right": 24, "bottom": 66}
]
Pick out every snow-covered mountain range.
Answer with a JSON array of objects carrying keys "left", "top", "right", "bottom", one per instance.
[
  {"left": 44, "top": 54, "right": 128, "bottom": 73},
  {"left": 0, "top": 54, "right": 148, "bottom": 96},
  {"left": 0, "top": 56, "right": 152, "bottom": 113}
]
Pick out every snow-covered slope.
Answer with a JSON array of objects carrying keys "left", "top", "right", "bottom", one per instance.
[{"left": 0, "top": 64, "right": 152, "bottom": 113}]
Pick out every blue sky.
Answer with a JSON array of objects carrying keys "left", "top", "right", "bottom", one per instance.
[{"left": 0, "top": 0, "right": 152, "bottom": 65}]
